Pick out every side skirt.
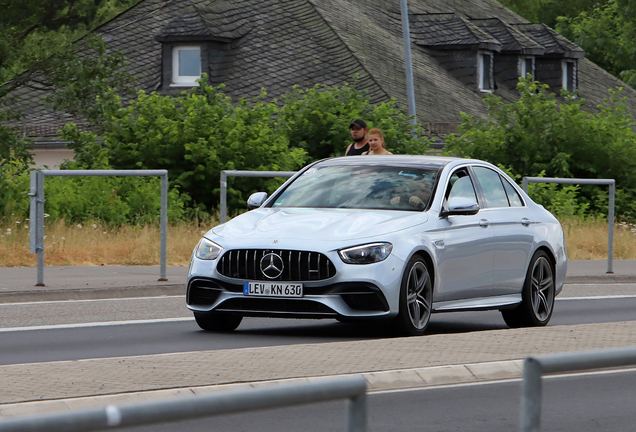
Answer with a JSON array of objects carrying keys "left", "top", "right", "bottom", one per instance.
[{"left": 433, "top": 294, "right": 522, "bottom": 313}]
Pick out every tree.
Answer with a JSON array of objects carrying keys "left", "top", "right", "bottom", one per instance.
[
  {"left": 497, "top": 0, "right": 636, "bottom": 88},
  {"left": 445, "top": 78, "right": 636, "bottom": 218},
  {"left": 0, "top": 0, "right": 137, "bottom": 167},
  {"left": 278, "top": 82, "right": 430, "bottom": 161}
]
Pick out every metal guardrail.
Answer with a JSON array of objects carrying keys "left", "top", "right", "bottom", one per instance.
[
  {"left": 219, "top": 170, "right": 297, "bottom": 224},
  {"left": 521, "top": 177, "right": 615, "bottom": 273},
  {"left": 29, "top": 170, "right": 169, "bottom": 286},
  {"left": 0, "top": 376, "right": 368, "bottom": 432},
  {"left": 520, "top": 346, "right": 636, "bottom": 432}
]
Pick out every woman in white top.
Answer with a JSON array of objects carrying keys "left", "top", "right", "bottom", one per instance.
[{"left": 362, "top": 128, "right": 392, "bottom": 155}]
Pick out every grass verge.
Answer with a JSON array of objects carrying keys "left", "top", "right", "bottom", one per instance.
[{"left": 0, "top": 217, "right": 634, "bottom": 267}]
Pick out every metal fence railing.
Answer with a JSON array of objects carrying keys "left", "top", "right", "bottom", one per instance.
[
  {"left": 0, "top": 376, "right": 367, "bottom": 432},
  {"left": 219, "top": 170, "right": 297, "bottom": 224},
  {"left": 521, "top": 177, "right": 615, "bottom": 273},
  {"left": 29, "top": 170, "right": 169, "bottom": 286},
  {"left": 520, "top": 346, "right": 636, "bottom": 432}
]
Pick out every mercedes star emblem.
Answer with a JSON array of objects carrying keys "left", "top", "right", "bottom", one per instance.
[{"left": 260, "top": 253, "right": 284, "bottom": 279}]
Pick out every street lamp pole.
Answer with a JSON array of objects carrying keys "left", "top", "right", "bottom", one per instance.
[{"left": 400, "top": 0, "right": 417, "bottom": 131}]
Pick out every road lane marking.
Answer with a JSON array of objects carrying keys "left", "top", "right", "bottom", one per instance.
[
  {"left": 0, "top": 296, "right": 185, "bottom": 306},
  {"left": 0, "top": 317, "right": 194, "bottom": 333},
  {"left": 557, "top": 295, "right": 636, "bottom": 300}
]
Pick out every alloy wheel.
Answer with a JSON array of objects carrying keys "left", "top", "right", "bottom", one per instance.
[
  {"left": 530, "top": 256, "right": 554, "bottom": 321},
  {"left": 406, "top": 262, "right": 432, "bottom": 330}
]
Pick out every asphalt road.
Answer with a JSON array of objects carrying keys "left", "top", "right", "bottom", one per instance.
[
  {"left": 113, "top": 369, "right": 636, "bottom": 432},
  {"left": 1, "top": 292, "right": 635, "bottom": 365}
]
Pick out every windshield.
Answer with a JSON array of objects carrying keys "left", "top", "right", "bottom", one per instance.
[{"left": 271, "top": 165, "right": 438, "bottom": 211}]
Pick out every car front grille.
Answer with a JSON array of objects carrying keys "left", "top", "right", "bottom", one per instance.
[{"left": 217, "top": 249, "right": 336, "bottom": 281}]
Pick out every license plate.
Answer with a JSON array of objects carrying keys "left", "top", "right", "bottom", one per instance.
[{"left": 243, "top": 282, "right": 303, "bottom": 298}]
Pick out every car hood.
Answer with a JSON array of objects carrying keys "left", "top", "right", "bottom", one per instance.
[{"left": 211, "top": 208, "right": 428, "bottom": 241}]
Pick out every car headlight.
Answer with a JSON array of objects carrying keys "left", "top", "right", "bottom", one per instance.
[
  {"left": 338, "top": 242, "right": 393, "bottom": 264},
  {"left": 195, "top": 238, "right": 223, "bottom": 260}
]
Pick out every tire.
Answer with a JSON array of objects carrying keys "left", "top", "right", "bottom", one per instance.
[
  {"left": 194, "top": 311, "right": 243, "bottom": 332},
  {"left": 501, "top": 250, "right": 555, "bottom": 328},
  {"left": 393, "top": 256, "right": 433, "bottom": 336}
]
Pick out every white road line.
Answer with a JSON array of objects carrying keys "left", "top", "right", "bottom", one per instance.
[
  {"left": 0, "top": 317, "right": 194, "bottom": 333},
  {"left": 557, "top": 295, "right": 636, "bottom": 300},
  {"left": 0, "top": 296, "right": 185, "bottom": 306}
]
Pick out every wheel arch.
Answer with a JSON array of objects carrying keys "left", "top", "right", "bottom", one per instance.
[
  {"left": 409, "top": 249, "right": 436, "bottom": 293},
  {"left": 535, "top": 245, "right": 556, "bottom": 273}
]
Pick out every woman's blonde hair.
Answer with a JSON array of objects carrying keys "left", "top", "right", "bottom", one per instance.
[{"left": 368, "top": 128, "right": 385, "bottom": 148}]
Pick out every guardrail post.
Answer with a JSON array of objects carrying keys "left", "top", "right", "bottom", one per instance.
[
  {"left": 159, "top": 173, "right": 168, "bottom": 281},
  {"left": 220, "top": 171, "right": 228, "bottom": 224},
  {"left": 520, "top": 357, "right": 543, "bottom": 432},
  {"left": 607, "top": 181, "right": 615, "bottom": 274},
  {"left": 36, "top": 171, "right": 45, "bottom": 286},
  {"left": 347, "top": 392, "right": 367, "bottom": 432}
]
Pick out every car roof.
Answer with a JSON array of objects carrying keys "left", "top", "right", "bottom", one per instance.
[{"left": 315, "top": 155, "right": 462, "bottom": 169}]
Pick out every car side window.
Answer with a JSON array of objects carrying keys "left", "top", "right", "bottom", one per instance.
[
  {"left": 502, "top": 178, "right": 524, "bottom": 207},
  {"left": 472, "top": 167, "right": 510, "bottom": 208},
  {"left": 445, "top": 169, "right": 478, "bottom": 204}
]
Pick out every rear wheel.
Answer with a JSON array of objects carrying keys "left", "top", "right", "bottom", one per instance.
[
  {"left": 501, "top": 250, "right": 555, "bottom": 328},
  {"left": 393, "top": 256, "right": 433, "bottom": 336},
  {"left": 194, "top": 311, "right": 243, "bottom": 332}
]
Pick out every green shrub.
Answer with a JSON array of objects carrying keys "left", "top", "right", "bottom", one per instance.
[
  {"left": 446, "top": 79, "right": 636, "bottom": 219},
  {"left": 64, "top": 77, "right": 428, "bottom": 214},
  {"left": 278, "top": 82, "right": 430, "bottom": 160}
]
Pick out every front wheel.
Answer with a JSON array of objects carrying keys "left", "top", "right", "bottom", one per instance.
[
  {"left": 194, "top": 311, "right": 243, "bottom": 332},
  {"left": 393, "top": 256, "right": 433, "bottom": 336},
  {"left": 501, "top": 250, "right": 555, "bottom": 328}
]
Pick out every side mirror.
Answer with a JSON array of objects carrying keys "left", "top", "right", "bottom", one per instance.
[
  {"left": 247, "top": 192, "right": 268, "bottom": 210},
  {"left": 441, "top": 197, "right": 479, "bottom": 217}
]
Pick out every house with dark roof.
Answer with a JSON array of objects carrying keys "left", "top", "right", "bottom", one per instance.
[{"left": 8, "top": 0, "right": 636, "bottom": 166}]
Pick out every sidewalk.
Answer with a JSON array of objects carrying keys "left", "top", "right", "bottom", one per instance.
[{"left": 0, "top": 260, "right": 635, "bottom": 420}]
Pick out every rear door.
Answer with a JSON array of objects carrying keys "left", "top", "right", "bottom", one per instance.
[{"left": 471, "top": 166, "right": 534, "bottom": 295}]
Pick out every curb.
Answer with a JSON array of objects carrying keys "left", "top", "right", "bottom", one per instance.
[
  {"left": 565, "top": 275, "right": 636, "bottom": 284},
  {"left": 0, "top": 360, "right": 523, "bottom": 420},
  {"left": 0, "top": 284, "right": 185, "bottom": 303}
]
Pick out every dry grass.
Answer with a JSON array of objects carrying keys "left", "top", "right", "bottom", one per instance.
[
  {"left": 0, "top": 218, "right": 216, "bottom": 267},
  {"left": 1, "top": 217, "right": 635, "bottom": 267},
  {"left": 562, "top": 218, "right": 636, "bottom": 260}
]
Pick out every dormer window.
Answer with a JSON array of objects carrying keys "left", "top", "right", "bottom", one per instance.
[
  {"left": 519, "top": 56, "right": 534, "bottom": 79},
  {"left": 562, "top": 60, "right": 577, "bottom": 93},
  {"left": 172, "top": 45, "right": 201, "bottom": 86},
  {"left": 478, "top": 52, "right": 494, "bottom": 92}
]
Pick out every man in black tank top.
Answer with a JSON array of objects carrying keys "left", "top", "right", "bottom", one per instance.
[{"left": 345, "top": 119, "right": 370, "bottom": 156}]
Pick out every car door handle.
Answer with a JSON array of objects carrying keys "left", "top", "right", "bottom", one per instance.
[
  {"left": 521, "top": 218, "right": 531, "bottom": 227},
  {"left": 479, "top": 219, "right": 490, "bottom": 228}
]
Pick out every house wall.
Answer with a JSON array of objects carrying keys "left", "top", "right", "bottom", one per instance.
[{"left": 30, "top": 147, "right": 75, "bottom": 169}]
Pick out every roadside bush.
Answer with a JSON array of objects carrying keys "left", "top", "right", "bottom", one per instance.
[
  {"left": 0, "top": 164, "right": 186, "bottom": 225},
  {"left": 446, "top": 78, "right": 636, "bottom": 219},
  {"left": 278, "top": 82, "right": 430, "bottom": 160},
  {"left": 64, "top": 77, "right": 428, "bottom": 213}
]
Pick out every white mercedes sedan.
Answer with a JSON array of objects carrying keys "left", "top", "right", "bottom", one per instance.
[{"left": 187, "top": 156, "right": 567, "bottom": 336}]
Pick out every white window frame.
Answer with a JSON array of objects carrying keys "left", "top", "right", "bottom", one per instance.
[
  {"left": 519, "top": 56, "right": 535, "bottom": 79},
  {"left": 171, "top": 45, "right": 202, "bottom": 87},
  {"left": 562, "top": 60, "right": 577, "bottom": 93},
  {"left": 478, "top": 51, "right": 494, "bottom": 93}
]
